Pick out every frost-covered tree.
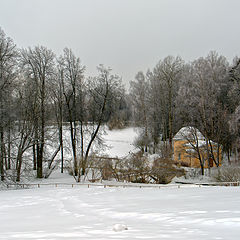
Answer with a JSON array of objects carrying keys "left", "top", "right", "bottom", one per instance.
[
  {"left": 177, "top": 51, "right": 229, "bottom": 171},
  {"left": 130, "top": 71, "right": 151, "bottom": 152},
  {"left": 228, "top": 57, "right": 240, "bottom": 164},
  {"left": 0, "top": 28, "right": 18, "bottom": 181},
  {"left": 130, "top": 57, "right": 184, "bottom": 154},
  {"left": 151, "top": 56, "right": 184, "bottom": 149}
]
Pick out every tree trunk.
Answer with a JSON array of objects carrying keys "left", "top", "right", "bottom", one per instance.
[
  {"left": 48, "top": 145, "right": 60, "bottom": 169},
  {"left": 16, "top": 150, "right": 23, "bottom": 182},
  {"left": 37, "top": 77, "right": 45, "bottom": 179},
  {"left": 227, "top": 149, "right": 231, "bottom": 165},
  {"left": 37, "top": 148, "right": 43, "bottom": 178},
  {"left": 78, "top": 121, "right": 84, "bottom": 181},
  {"left": 7, "top": 124, "right": 11, "bottom": 169},
  {"left": 200, "top": 163, "right": 204, "bottom": 176},
  {"left": 59, "top": 124, "right": 64, "bottom": 173},
  {"left": 69, "top": 121, "right": 77, "bottom": 176},
  {"left": 82, "top": 84, "right": 109, "bottom": 177},
  {"left": 33, "top": 144, "right": 37, "bottom": 170},
  {"left": 66, "top": 98, "right": 78, "bottom": 177},
  {"left": 0, "top": 128, "right": 4, "bottom": 181},
  {"left": 205, "top": 138, "right": 211, "bottom": 176},
  {"left": 33, "top": 122, "right": 38, "bottom": 170}
]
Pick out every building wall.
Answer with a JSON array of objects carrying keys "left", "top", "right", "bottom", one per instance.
[{"left": 173, "top": 140, "right": 221, "bottom": 168}]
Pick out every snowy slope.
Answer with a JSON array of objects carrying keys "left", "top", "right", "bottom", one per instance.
[{"left": 0, "top": 186, "right": 240, "bottom": 239}]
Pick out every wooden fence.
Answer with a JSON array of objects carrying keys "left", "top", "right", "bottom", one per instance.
[{"left": 5, "top": 181, "right": 240, "bottom": 189}]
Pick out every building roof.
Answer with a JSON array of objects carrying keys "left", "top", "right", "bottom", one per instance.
[{"left": 173, "top": 126, "right": 205, "bottom": 141}]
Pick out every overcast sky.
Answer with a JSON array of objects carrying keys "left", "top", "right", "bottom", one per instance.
[{"left": 1, "top": 0, "right": 240, "bottom": 87}]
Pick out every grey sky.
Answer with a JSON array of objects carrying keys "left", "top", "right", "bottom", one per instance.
[{"left": 1, "top": 0, "right": 240, "bottom": 88}]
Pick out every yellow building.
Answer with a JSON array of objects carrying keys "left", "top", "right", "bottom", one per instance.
[{"left": 173, "top": 127, "right": 221, "bottom": 168}]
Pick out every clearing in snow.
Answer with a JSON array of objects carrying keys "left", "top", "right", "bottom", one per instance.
[{"left": 0, "top": 186, "right": 240, "bottom": 239}]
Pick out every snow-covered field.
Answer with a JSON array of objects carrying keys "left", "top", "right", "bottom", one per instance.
[
  {"left": 101, "top": 127, "right": 138, "bottom": 158},
  {"left": 1, "top": 127, "right": 240, "bottom": 239},
  {"left": 44, "top": 126, "right": 138, "bottom": 162},
  {"left": 1, "top": 186, "right": 240, "bottom": 239}
]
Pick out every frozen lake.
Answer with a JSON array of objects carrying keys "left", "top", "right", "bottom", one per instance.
[{"left": 0, "top": 186, "right": 240, "bottom": 239}]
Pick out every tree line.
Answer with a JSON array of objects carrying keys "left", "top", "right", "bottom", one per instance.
[
  {"left": 129, "top": 53, "right": 240, "bottom": 170},
  {"left": 0, "top": 28, "right": 129, "bottom": 182},
  {"left": 1, "top": 27, "right": 240, "bottom": 182}
]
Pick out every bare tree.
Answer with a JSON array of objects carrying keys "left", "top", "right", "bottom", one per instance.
[
  {"left": 81, "top": 65, "right": 123, "bottom": 180},
  {"left": 175, "top": 126, "right": 206, "bottom": 175},
  {"left": 177, "top": 52, "right": 229, "bottom": 173},
  {"left": 58, "top": 48, "right": 85, "bottom": 177},
  {"left": 0, "top": 28, "right": 18, "bottom": 181},
  {"left": 13, "top": 77, "right": 35, "bottom": 181},
  {"left": 50, "top": 68, "right": 65, "bottom": 173},
  {"left": 130, "top": 71, "right": 150, "bottom": 152},
  {"left": 228, "top": 57, "right": 240, "bottom": 164},
  {"left": 20, "top": 46, "right": 55, "bottom": 178},
  {"left": 152, "top": 56, "right": 184, "bottom": 150}
]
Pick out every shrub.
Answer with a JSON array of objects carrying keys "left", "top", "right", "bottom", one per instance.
[
  {"left": 101, "top": 159, "right": 114, "bottom": 180},
  {"left": 184, "top": 168, "right": 201, "bottom": 179},
  {"left": 120, "top": 151, "right": 150, "bottom": 183},
  {"left": 150, "top": 158, "right": 185, "bottom": 184},
  {"left": 214, "top": 166, "right": 240, "bottom": 182},
  {"left": 133, "top": 133, "right": 151, "bottom": 153},
  {"left": 108, "top": 117, "right": 126, "bottom": 130}
]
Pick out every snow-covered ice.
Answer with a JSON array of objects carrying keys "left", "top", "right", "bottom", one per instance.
[
  {"left": 101, "top": 127, "right": 138, "bottom": 158},
  {"left": 1, "top": 186, "right": 240, "bottom": 239}
]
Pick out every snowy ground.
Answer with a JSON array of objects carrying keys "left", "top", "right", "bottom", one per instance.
[
  {"left": 1, "top": 186, "right": 240, "bottom": 239},
  {"left": 101, "top": 127, "right": 138, "bottom": 158},
  {"left": 1, "top": 127, "right": 239, "bottom": 239},
  {"left": 43, "top": 126, "right": 138, "bottom": 167}
]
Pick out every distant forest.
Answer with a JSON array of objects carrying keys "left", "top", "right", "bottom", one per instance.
[{"left": 1, "top": 27, "right": 240, "bottom": 182}]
